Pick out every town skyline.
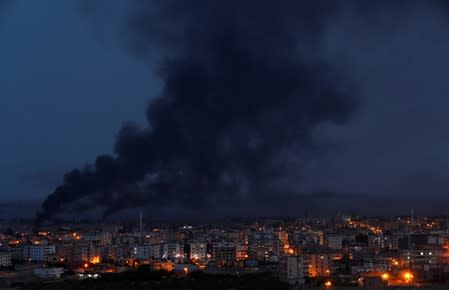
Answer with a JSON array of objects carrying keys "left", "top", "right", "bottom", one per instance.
[{"left": 2, "top": 213, "right": 449, "bottom": 288}]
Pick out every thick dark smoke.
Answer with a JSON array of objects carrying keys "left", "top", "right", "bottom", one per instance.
[{"left": 37, "top": 0, "right": 358, "bottom": 221}]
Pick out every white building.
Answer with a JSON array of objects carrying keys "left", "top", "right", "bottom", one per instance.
[
  {"left": 24, "top": 245, "right": 56, "bottom": 261},
  {"left": 326, "top": 234, "right": 345, "bottom": 250},
  {"left": 0, "top": 252, "right": 12, "bottom": 267},
  {"left": 235, "top": 242, "right": 249, "bottom": 261},
  {"left": 135, "top": 244, "right": 152, "bottom": 260},
  {"left": 279, "top": 256, "right": 304, "bottom": 285},
  {"left": 163, "top": 242, "right": 183, "bottom": 261},
  {"left": 33, "top": 267, "right": 64, "bottom": 279},
  {"left": 190, "top": 242, "right": 207, "bottom": 262},
  {"left": 100, "top": 232, "right": 112, "bottom": 246},
  {"left": 152, "top": 244, "right": 163, "bottom": 259}
]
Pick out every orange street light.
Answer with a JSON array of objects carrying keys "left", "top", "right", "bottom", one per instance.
[{"left": 403, "top": 271, "right": 413, "bottom": 283}]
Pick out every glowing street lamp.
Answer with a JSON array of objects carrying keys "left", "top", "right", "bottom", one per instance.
[
  {"left": 403, "top": 271, "right": 413, "bottom": 284},
  {"left": 324, "top": 281, "right": 332, "bottom": 290},
  {"left": 184, "top": 267, "right": 188, "bottom": 276},
  {"left": 381, "top": 273, "right": 389, "bottom": 281}
]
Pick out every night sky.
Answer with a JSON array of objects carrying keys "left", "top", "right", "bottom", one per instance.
[{"left": 2, "top": 1, "right": 449, "bottom": 218}]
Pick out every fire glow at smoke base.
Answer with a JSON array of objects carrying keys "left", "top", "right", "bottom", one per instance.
[{"left": 37, "top": 0, "right": 359, "bottom": 221}]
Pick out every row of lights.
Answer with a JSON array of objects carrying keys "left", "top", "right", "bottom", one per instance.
[{"left": 381, "top": 271, "right": 414, "bottom": 284}]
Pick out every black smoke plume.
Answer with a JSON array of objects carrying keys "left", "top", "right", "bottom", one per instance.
[{"left": 37, "top": 0, "right": 357, "bottom": 221}]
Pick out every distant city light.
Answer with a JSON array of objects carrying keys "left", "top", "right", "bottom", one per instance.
[{"left": 403, "top": 271, "right": 413, "bottom": 283}]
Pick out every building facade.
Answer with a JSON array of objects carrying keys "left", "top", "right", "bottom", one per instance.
[{"left": 0, "top": 252, "right": 12, "bottom": 267}]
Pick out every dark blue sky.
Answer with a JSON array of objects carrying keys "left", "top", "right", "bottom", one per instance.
[
  {"left": 2, "top": 1, "right": 449, "bottom": 217},
  {"left": 0, "top": 1, "right": 157, "bottom": 202}
]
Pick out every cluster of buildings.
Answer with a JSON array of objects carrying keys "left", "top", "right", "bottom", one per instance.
[{"left": 2, "top": 214, "right": 449, "bottom": 287}]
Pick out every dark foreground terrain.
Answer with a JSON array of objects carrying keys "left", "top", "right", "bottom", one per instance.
[{"left": 19, "top": 270, "right": 291, "bottom": 290}]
